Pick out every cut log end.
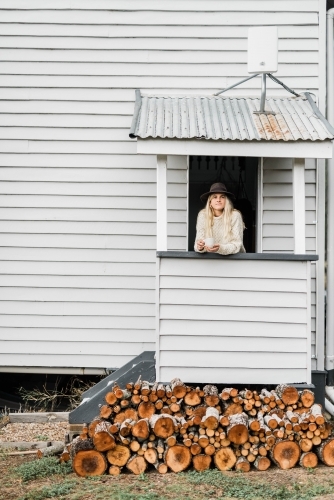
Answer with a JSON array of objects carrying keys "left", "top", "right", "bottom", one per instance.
[
  {"left": 271, "top": 440, "right": 300, "bottom": 470},
  {"left": 165, "top": 445, "right": 192, "bottom": 473},
  {"left": 214, "top": 447, "right": 237, "bottom": 471},
  {"left": 193, "top": 454, "right": 212, "bottom": 471},
  {"left": 73, "top": 450, "right": 107, "bottom": 477}
]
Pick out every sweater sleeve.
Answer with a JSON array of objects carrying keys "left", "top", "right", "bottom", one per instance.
[
  {"left": 217, "top": 211, "right": 244, "bottom": 255},
  {"left": 194, "top": 211, "right": 207, "bottom": 253}
]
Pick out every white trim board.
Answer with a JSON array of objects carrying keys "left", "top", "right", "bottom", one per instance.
[{"left": 137, "top": 139, "right": 333, "bottom": 159}]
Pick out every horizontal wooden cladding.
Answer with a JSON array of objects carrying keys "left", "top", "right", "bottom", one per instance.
[
  {"left": 264, "top": 184, "right": 316, "bottom": 197},
  {"left": 263, "top": 211, "right": 316, "bottom": 224},
  {"left": 0, "top": 261, "right": 155, "bottom": 276},
  {"left": 161, "top": 351, "right": 306, "bottom": 369},
  {"left": 0, "top": 233, "right": 162, "bottom": 250},
  {"left": 160, "top": 304, "right": 306, "bottom": 324},
  {"left": 160, "top": 258, "right": 308, "bottom": 280},
  {"left": 0, "top": 115, "right": 132, "bottom": 128},
  {"left": 0, "top": 328, "right": 154, "bottom": 343},
  {"left": 159, "top": 367, "right": 307, "bottom": 385},
  {"left": 0, "top": 274, "right": 155, "bottom": 289},
  {"left": 0, "top": 38, "right": 319, "bottom": 52},
  {"left": 0, "top": 1, "right": 319, "bottom": 12},
  {"left": 262, "top": 238, "right": 316, "bottom": 252},
  {"left": 264, "top": 169, "right": 316, "bottom": 183},
  {"left": 0, "top": 127, "right": 132, "bottom": 142},
  {"left": 160, "top": 275, "right": 307, "bottom": 293},
  {"left": 0, "top": 49, "right": 319, "bottom": 64},
  {"left": 1, "top": 340, "right": 154, "bottom": 356},
  {"left": 264, "top": 197, "right": 316, "bottom": 211},
  {"left": 0, "top": 11, "right": 318, "bottom": 26},
  {"left": 0, "top": 314, "right": 155, "bottom": 329},
  {"left": 0, "top": 195, "right": 185, "bottom": 211},
  {"left": 0, "top": 287, "right": 155, "bottom": 303},
  {"left": 160, "top": 336, "right": 306, "bottom": 353},
  {"left": 0, "top": 75, "right": 318, "bottom": 89},
  {"left": 0, "top": 23, "right": 319, "bottom": 38},
  {"left": 0, "top": 140, "right": 138, "bottom": 154},
  {"left": 0, "top": 247, "right": 156, "bottom": 262},
  {"left": 0, "top": 62, "right": 318, "bottom": 77},
  {"left": 263, "top": 225, "right": 316, "bottom": 238},
  {"left": 0, "top": 353, "right": 136, "bottom": 369},
  {"left": 160, "top": 288, "right": 307, "bottom": 309},
  {"left": 0, "top": 182, "right": 157, "bottom": 196},
  {"left": 0, "top": 168, "right": 157, "bottom": 183},
  {"left": 160, "top": 319, "right": 307, "bottom": 338},
  {"left": 0, "top": 101, "right": 135, "bottom": 115}
]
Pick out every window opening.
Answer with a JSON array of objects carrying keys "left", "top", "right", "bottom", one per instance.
[{"left": 188, "top": 156, "right": 258, "bottom": 253}]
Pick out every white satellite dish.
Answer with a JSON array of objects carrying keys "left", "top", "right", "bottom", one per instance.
[{"left": 248, "top": 26, "right": 278, "bottom": 74}]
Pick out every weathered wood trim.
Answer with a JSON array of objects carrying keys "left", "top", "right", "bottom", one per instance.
[
  {"left": 156, "top": 251, "right": 318, "bottom": 261},
  {"left": 306, "top": 260, "right": 312, "bottom": 383},
  {"left": 155, "top": 256, "right": 161, "bottom": 382},
  {"left": 293, "top": 158, "right": 306, "bottom": 254},
  {"left": 157, "top": 155, "right": 167, "bottom": 251}
]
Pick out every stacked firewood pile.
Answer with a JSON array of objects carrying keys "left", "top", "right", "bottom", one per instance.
[{"left": 65, "top": 378, "right": 334, "bottom": 476}]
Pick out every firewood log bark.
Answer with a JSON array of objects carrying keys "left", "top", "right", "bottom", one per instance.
[
  {"left": 299, "top": 389, "right": 315, "bottom": 408},
  {"left": 126, "top": 455, "right": 147, "bottom": 475},
  {"left": 203, "top": 385, "right": 219, "bottom": 407},
  {"left": 170, "top": 378, "right": 187, "bottom": 399},
  {"left": 315, "top": 438, "right": 334, "bottom": 466},
  {"left": 253, "top": 456, "right": 271, "bottom": 471},
  {"left": 214, "top": 447, "right": 237, "bottom": 471},
  {"left": 271, "top": 440, "right": 300, "bottom": 469},
  {"left": 299, "top": 451, "right": 318, "bottom": 468},
  {"left": 92, "top": 421, "right": 116, "bottom": 452},
  {"left": 275, "top": 385, "right": 299, "bottom": 405},
  {"left": 73, "top": 450, "right": 107, "bottom": 477},
  {"left": 106, "top": 445, "right": 131, "bottom": 467},
  {"left": 193, "top": 454, "right": 212, "bottom": 471},
  {"left": 235, "top": 456, "right": 251, "bottom": 472},
  {"left": 309, "top": 404, "right": 325, "bottom": 425},
  {"left": 227, "top": 413, "right": 249, "bottom": 445},
  {"left": 37, "top": 442, "right": 65, "bottom": 458},
  {"left": 165, "top": 445, "right": 192, "bottom": 473},
  {"left": 149, "top": 414, "right": 176, "bottom": 439},
  {"left": 220, "top": 388, "right": 238, "bottom": 400}
]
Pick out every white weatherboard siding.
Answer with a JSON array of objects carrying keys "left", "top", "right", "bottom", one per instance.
[
  {"left": 0, "top": 0, "right": 321, "bottom": 371},
  {"left": 157, "top": 257, "right": 312, "bottom": 384}
]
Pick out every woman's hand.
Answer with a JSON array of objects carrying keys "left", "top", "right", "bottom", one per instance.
[
  {"left": 205, "top": 244, "right": 220, "bottom": 253},
  {"left": 197, "top": 239, "right": 205, "bottom": 251}
]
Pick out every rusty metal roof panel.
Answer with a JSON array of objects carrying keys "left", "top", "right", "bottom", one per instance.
[{"left": 129, "top": 91, "right": 334, "bottom": 142}]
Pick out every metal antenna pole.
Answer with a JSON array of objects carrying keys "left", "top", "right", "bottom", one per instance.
[
  {"left": 214, "top": 73, "right": 259, "bottom": 96},
  {"left": 260, "top": 73, "right": 267, "bottom": 113}
]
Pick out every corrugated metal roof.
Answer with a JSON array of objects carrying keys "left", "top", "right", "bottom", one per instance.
[{"left": 129, "top": 90, "right": 334, "bottom": 142}]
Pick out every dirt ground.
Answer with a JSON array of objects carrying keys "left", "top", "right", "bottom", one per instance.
[{"left": 2, "top": 453, "right": 334, "bottom": 500}]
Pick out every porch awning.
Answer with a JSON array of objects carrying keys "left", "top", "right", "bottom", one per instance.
[{"left": 129, "top": 90, "right": 334, "bottom": 158}]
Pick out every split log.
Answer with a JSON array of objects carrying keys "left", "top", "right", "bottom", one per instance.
[
  {"left": 227, "top": 413, "right": 249, "bottom": 445},
  {"left": 165, "top": 445, "right": 192, "bottom": 473},
  {"left": 275, "top": 385, "right": 299, "bottom": 405},
  {"left": 184, "top": 390, "right": 201, "bottom": 406},
  {"left": 149, "top": 414, "right": 176, "bottom": 439},
  {"left": 214, "top": 447, "right": 237, "bottom": 471},
  {"left": 235, "top": 456, "right": 251, "bottom": 472},
  {"left": 138, "top": 401, "right": 156, "bottom": 419},
  {"left": 106, "top": 445, "right": 131, "bottom": 467},
  {"left": 126, "top": 455, "right": 147, "bottom": 475},
  {"left": 193, "top": 454, "right": 212, "bottom": 471},
  {"left": 316, "top": 438, "right": 334, "bottom": 466},
  {"left": 92, "top": 421, "right": 116, "bottom": 452},
  {"left": 271, "top": 440, "right": 300, "bottom": 470},
  {"left": 299, "top": 389, "right": 315, "bottom": 408},
  {"left": 144, "top": 448, "right": 158, "bottom": 465},
  {"left": 299, "top": 451, "right": 318, "bottom": 468},
  {"left": 132, "top": 419, "right": 150, "bottom": 441},
  {"left": 73, "top": 450, "right": 107, "bottom": 477},
  {"left": 202, "top": 407, "right": 220, "bottom": 430},
  {"left": 253, "top": 456, "right": 271, "bottom": 471}
]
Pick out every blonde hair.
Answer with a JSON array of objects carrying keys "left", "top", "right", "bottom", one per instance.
[{"left": 202, "top": 193, "right": 234, "bottom": 240}]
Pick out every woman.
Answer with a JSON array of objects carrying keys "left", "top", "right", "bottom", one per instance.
[{"left": 195, "top": 182, "right": 245, "bottom": 255}]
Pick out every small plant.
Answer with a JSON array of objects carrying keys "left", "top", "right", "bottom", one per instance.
[
  {"left": 34, "top": 435, "right": 49, "bottom": 441},
  {"left": 14, "top": 456, "right": 72, "bottom": 482},
  {"left": 18, "top": 479, "right": 77, "bottom": 500}
]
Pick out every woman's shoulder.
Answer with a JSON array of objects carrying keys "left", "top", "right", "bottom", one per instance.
[
  {"left": 232, "top": 209, "right": 243, "bottom": 220},
  {"left": 197, "top": 209, "right": 206, "bottom": 221}
]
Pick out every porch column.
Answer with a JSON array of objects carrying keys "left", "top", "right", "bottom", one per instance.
[
  {"left": 157, "top": 155, "right": 168, "bottom": 251},
  {"left": 293, "top": 158, "right": 306, "bottom": 254}
]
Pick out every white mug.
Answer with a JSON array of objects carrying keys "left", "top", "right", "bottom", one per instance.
[{"left": 204, "top": 237, "right": 215, "bottom": 248}]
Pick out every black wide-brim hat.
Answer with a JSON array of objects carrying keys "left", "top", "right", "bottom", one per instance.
[{"left": 200, "top": 182, "right": 235, "bottom": 203}]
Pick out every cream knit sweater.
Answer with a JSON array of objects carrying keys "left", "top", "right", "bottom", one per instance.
[{"left": 194, "top": 210, "right": 246, "bottom": 255}]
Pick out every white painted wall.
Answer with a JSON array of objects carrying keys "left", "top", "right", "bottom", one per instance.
[{"left": 0, "top": 0, "right": 322, "bottom": 372}]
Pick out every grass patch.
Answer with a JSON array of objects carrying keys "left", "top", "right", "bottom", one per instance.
[
  {"left": 18, "top": 479, "right": 77, "bottom": 500},
  {"left": 14, "top": 456, "right": 72, "bottom": 482},
  {"left": 183, "top": 469, "right": 334, "bottom": 500}
]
